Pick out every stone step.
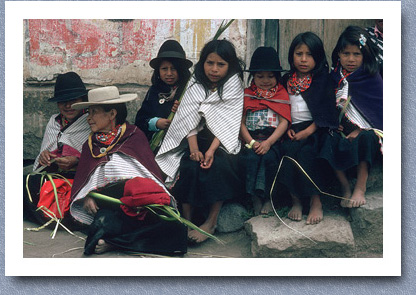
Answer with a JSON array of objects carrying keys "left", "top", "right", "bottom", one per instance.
[{"left": 245, "top": 212, "right": 355, "bottom": 258}]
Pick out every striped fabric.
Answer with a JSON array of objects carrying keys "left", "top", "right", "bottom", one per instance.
[
  {"left": 155, "top": 74, "right": 244, "bottom": 183},
  {"left": 33, "top": 113, "right": 91, "bottom": 170},
  {"left": 70, "top": 152, "right": 171, "bottom": 225}
]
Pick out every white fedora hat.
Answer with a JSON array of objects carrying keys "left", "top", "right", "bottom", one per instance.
[{"left": 71, "top": 86, "right": 137, "bottom": 109}]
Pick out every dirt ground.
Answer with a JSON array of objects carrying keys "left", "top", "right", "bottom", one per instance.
[{"left": 23, "top": 220, "right": 253, "bottom": 258}]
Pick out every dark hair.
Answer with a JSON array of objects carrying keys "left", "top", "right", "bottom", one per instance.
[
  {"left": 288, "top": 32, "right": 328, "bottom": 75},
  {"left": 193, "top": 39, "right": 244, "bottom": 98},
  {"left": 151, "top": 57, "right": 191, "bottom": 88},
  {"left": 331, "top": 26, "right": 380, "bottom": 76},
  {"left": 101, "top": 103, "right": 128, "bottom": 125},
  {"left": 247, "top": 71, "right": 281, "bottom": 86}
]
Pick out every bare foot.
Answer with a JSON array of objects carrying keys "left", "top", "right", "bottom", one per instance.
[
  {"left": 340, "top": 185, "right": 352, "bottom": 208},
  {"left": 252, "top": 196, "right": 262, "bottom": 216},
  {"left": 260, "top": 200, "right": 273, "bottom": 215},
  {"left": 188, "top": 223, "right": 216, "bottom": 244},
  {"left": 288, "top": 195, "right": 303, "bottom": 221},
  {"left": 95, "top": 239, "right": 116, "bottom": 254},
  {"left": 349, "top": 187, "right": 367, "bottom": 208},
  {"left": 306, "top": 195, "right": 323, "bottom": 225}
]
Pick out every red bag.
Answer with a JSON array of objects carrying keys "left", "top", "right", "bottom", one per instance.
[
  {"left": 37, "top": 178, "right": 73, "bottom": 219},
  {"left": 120, "top": 177, "right": 171, "bottom": 220}
]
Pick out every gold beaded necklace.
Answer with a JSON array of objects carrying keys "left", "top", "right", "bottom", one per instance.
[{"left": 88, "top": 123, "right": 127, "bottom": 159}]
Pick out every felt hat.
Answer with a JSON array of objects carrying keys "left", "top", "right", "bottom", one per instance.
[
  {"left": 71, "top": 86, "right": 137, "bottom": 109},
  {"left": 48, "top": 72, "right": 88, "bottom": 102},
  {"left": 246, "top": 47, "right": 284, "bottom": 72},
  {"left": 149, "top": 40, "right": 193, "bottom": 69}
]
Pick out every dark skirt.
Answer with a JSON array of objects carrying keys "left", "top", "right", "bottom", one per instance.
[
  {"left": 172, "top": 128, "right": 244, "bottom": 208},
  {"left": 83, "top": 181, "right": 187, "bottom": 256},
  {"left": 239, "top": 129, "right": 281, "bottom": 199},
  {"left": 319, "top": 129, "right": 380, "bottom": 171},
  {"left": 277, "top": 121, "right": 331, "bottom": 200}
]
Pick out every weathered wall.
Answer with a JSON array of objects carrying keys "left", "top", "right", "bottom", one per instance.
[{"left": 23, "top": 19, "right": 248, "bottom": 160}]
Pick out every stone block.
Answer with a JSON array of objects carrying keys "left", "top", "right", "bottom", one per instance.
[
  {"left": 245, "top": 212, "right": 355, "bottom": 258},
  {"left": 217, "top": 203, "right": 250, "bottom": 233},
  {"left": 349, "top": 190, "right": 383, "bottom": 255}
]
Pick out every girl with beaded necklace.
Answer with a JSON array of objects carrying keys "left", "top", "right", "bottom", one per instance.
[
  {"left": 239, "top": 47, "right": 291, "bottom": 215},
  {"left": 278, "top": 32, "right": 338, "bottom": 225}
]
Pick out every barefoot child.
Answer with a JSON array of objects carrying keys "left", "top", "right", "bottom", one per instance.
[
  {"left": 239, "top": 47, "right": 291, "bottom": 215},
  {"left": 278, "top": 32, "right": 338, "bottom": 225},
  {"left": 321, "top": 26, "right": 383, "bottom": 208},
  {"left": 135, "top": 40, "right": 192, "bottom": 146},
  {"left": 156, "top": 39, "right": 245, "bottom": 243}
]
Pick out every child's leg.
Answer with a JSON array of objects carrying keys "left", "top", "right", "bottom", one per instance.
[
  {"left": 349, "top": 161, "right": 368, "bottom": 207},
  {"left": 188, "top": 201, "right": 223, "bottom": 243},
  {"left": 260, "top": 199, "right": 273, "bottom": 215},
  {"left": 288, "top": 194, "right": 303, "bottom": 221},
  {"left": 252, "top": 195, "right": 262, "bottom": 216},
  {"left": 306, "top": 194, "right": 323, "bottom": 225},
  {"left": 335, "top": 169, "right": 352, "bottom": 208}
]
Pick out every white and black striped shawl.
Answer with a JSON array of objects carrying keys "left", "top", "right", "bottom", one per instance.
[
  {"left": 33, "top": 113, "right": 90, "bottom": 170},
  {"left": 155, "top": 74, "right": 244, "bottom": 183}
]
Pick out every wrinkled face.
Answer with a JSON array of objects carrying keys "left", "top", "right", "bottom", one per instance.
[
  {"left": 293, "top": 43, "right": 316, "bottom": 77},
  {"left": 57, "top": 98, "right": 83, "bottom": 123},
  {"left": 253, "top": 71, "right": 278, "bottom": 90},
  {"left": 87, "top": 105, "right": 116, "bottom": 133},
  {"left": 338, "top": 44, "right": 363, "bottom": 73},
  {"left": 159, "top": 60, "right": 179, "bottom": 86},
  {"left": 204, "top": 53, "right": 229, "bottom": 86}
]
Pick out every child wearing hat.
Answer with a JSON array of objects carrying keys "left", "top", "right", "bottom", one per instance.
[
  {"left": 135, "top": 40, "right": 192, "bottom": 148},
  {"left": 240, "top": 47, "right": 291, "bottom": 215}
]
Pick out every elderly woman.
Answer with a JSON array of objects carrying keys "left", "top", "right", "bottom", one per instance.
[
  {"left": 69, "top": 86, "right": 187, "bottom": 255},
  {"left": 24, "top": 72, "right": 91, "bottom": 224}
]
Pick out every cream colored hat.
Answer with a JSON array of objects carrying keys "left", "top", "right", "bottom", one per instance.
[{"left": 71, "top": 86, "right": 137, "bottom": 109}]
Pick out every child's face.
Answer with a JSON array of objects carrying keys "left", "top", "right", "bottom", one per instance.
[
  {"left": 253, "top": 71, "right": 277, "bottom": 90},
  {"left": 293, "top": 44, "right": 316, "bottom": 76},
  {"left": 159, "top": 60, "right": 179, "bottom": 85},
  {"left": 204, "top": 53, "right": 229, "bottom": 85},
  {"left": 338, "top": 44, "right": 363, "bottom": 73}
]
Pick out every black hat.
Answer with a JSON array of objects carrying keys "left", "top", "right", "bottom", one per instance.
[
  {"left": 149, "top": 40, "right": 193, "bottom": 69},
  {"left": 48, "top": 72, "right": 88, "bottom": 103},
  {"left": 247, "top": 47, "right": 284, "bottom": 72}
]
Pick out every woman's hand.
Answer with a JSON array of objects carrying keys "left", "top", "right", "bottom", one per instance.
[
  {"left": 346, "top": 128, "right": 362, "bottom": 141},
  {"left": 201, "top": 149, "right": 215, "bottom": 169},
  {"left": 54, "top": 156, "right": 79, "bottom": 170},
  {"left": 83, "top": 196, "right": 99, "bottom": 215},
  {"left": 254, "top": 140, "right": 271, "bottom": 155},
  {"left": 38, "top": 150, "right": 57, "bottom": 167},
  {"left": 156, "top": 118, "right": 172, "bottom": 130},
  {"left": 291, "top": 129, "right": 310, "bottom": 141},
  {"left": 171, "top": 100, "right": 179, "bottom": 113}
]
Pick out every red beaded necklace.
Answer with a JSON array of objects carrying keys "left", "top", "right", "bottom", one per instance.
[{"left": 95, "top": 124, "right": 121, "bottom": 146}]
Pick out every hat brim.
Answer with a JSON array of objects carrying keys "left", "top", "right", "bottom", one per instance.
[
  {"left": 149, "top": 57, "right": 193, "bottom": 69},
  {"left": 48, "top": 90, "right": 88, "bottom": 103},
  {"left": 71, "top": 93, "right": 138, "bottom": 110},
  {"left": 245, "top": 68, "right": 286, "bottom": 72}
]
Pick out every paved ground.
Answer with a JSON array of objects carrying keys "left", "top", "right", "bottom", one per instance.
[{"left": 23, "top": 220, "right": 253, "bottom": 258}]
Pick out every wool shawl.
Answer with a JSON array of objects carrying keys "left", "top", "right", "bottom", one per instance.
[
  {"left": 244, "top": 83, "right": 292, "bottom": 124},
  {"left": 155, "top": 74, "right": 244, "bottom": 183},
  {"left": 331, "top": 65, "right": 383, "bottom": 130},
  {"left": 282, "top": 70, "right": 339, "bottom": 129},
  {"left": 33, "top": 113, "right": 90, "bottom": 170},
  {"left": 70, "top": 123, "right": 163, "bottom": 200}
]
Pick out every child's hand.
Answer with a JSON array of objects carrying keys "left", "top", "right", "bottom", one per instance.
[
  {"left": 201, "top": 149, "right": 215, "bottom": 169},
  {"left": 292, "top": 130, "right": 310, "bottom": 141},
  {"left": 171, "top": 100, "right": 179, "bottom": 113},
  {"left": 156, "top": 118, "right": 172, "bottom": 130},
  {"left": 190, "top": 150, "right": 204, "bottom": 162},
  {"left": 38, "top": 150, "right": 57, "bottom": 167},
  {"left": 254, "top": 141, "right": 271, "bottom": 155},
  {"left": 54, "top": 156, "right": 78, "bottom": 170},
  {"left": 287, "top": 129, "right": 296, "bottom": 140},
  {"left": 346, "top": 128, "right": 362, "bottom": 141},
  {"left": 337, "top": 125, "right": 344, "bottom": 133}
]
